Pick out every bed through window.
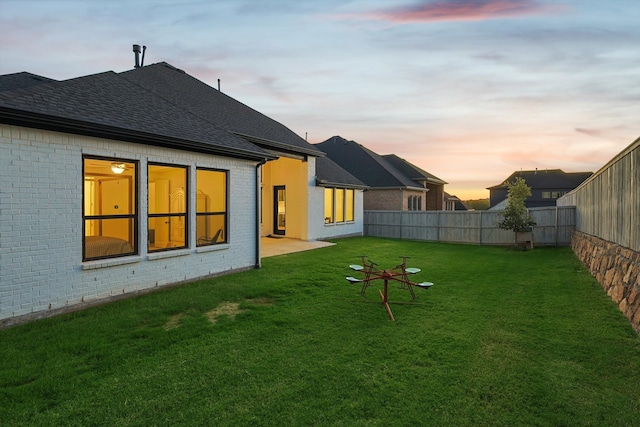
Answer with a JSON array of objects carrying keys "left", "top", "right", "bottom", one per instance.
[{"left": 83, "top": 157, "right": 138, "bottom": 260}]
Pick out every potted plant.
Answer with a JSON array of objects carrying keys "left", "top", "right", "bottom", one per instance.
[{"left": 497, "top": 177, "right": 536, "bottom": 248}]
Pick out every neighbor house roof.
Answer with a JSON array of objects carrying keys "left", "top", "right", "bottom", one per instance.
[
  {"left": 315, "top": 155, "right": 368, "bottom": 189},
  {"left": 0, "top": 70, "right": 276, "bottom": 161},
  {"left": 315, "top": 136, "right": 426, "bottom": 189},
  {"left": 382, "top": 154, "right": 447, "bottom": 185},
  {"left": 487, "top": 169, "right": 593, "bottom": 190},
  {"left": 119, "top": 62, "right": 323, "bottom": 158}
]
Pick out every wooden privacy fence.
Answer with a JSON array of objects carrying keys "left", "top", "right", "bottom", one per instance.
[
  {"left": 364, "top": 206, "right": 576, "bottom": 246},
  {"left": 558, "top": 138, "right": 639, "bottom": 252}
]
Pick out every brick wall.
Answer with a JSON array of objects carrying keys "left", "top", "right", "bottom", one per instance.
[
  {"left": 0, "top": 125, "right": 259, "bottom": 325},
  {"left": 364, "top": 189, "right": 402, "bottom": 210},
  {"left": 572, "top": 231, "right": 640, "bottom": 334}
]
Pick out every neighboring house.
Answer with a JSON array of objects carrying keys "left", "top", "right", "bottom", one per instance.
[
  {"left": 444, "top": 193, "right": 470, "bottom": 211},
  {"left": 0, "top": 61, "right": 363, "bottom": 323},
  {"left": 488, "top": 169, "right": 593, "bottom": 209},
  {"left": 315, "top": 136, "right": 447, "bottom": 211}
]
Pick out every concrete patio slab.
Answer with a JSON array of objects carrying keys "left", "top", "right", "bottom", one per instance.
[{"left": 261, "top": 237, "right": 335, "bottom": 258}]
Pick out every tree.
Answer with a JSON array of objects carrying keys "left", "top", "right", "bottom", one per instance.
[{"left": 498, "top": 177, "right": 536, "bottom": 234}]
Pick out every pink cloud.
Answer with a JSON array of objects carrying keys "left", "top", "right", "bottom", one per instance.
[
  {"left": 338, "top": 0, "right": 568, "bottom": 23},
  {"left": 575, "top": 127, "right": 606, "bottom": 138}
]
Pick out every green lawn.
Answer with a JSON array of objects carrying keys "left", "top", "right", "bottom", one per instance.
[{"left": 2, "top": 237, "right": 639, "bottom": 426}]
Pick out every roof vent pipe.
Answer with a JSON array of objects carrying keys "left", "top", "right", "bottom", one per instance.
[
  {"left": 141, "top": 45, "right": 146, "bottom": 67},
  {"left": 218, "top": 79, "right": 221, "bottom": 91},
  {"left": 133, "top": 44, "right": 141, "bottom": 68}
]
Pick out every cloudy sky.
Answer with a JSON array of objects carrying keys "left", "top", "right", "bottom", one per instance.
[{"left": 1, "top": 0, "right": 638, "bottom": 199}]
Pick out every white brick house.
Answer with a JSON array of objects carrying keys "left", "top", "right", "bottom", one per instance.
[
  {"left": 1, "top": 125, "right": 259, "bottom": 319},
  {"left": 0, "top": 65, "right": 366, "bottom": 325}
]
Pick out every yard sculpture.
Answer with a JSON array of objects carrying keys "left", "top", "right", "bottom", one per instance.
[{"left": 346, "top": 256, "right": 433, "bottom": 320}]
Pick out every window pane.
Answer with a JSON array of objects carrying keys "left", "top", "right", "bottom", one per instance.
[
  {"left": 148, "top": 215, "right": 186, "bottom": 250},
  {"left": 197, "top": 213, "right": 225, "bottom": 245},
  {"left": 324, "top": 188, "right": 334, "bottom": 223},
  {"left": 196, "top": 169, "right": 226, "bottom": 212},
  {"left": 336, "top": 189, "right": 345, "bottom": 222},
  {"left": 83, "top": 157, "right": 137, "bottom": 260},
  {"left": 148, "top": 165, "right": 187, "bottom": 214},
  {"left": 148, "top": 164, "right": 188, "bottom": 251},
  {"left": 196, "top": 168, "right": 227, "bottom": 246},
  {"left": 346, "top": 189, "right": 354, "bottom": 221},
  {"left": 84, "top": 159, "right": 135, "bottom": 215},
  {"left": 84, "top": 218, "right": 135, "bottom": 258}
]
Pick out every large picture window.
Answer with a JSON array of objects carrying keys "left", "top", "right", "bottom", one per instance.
[
  {"left": 83, "top": 157, "right": 137, "bottom": 260},
  {"left": 148, "top": 163, "right": 188, "bottom": 251},
  {"left": 324, "top": 187, "right": 355, "bottom": 224},
  {"left": 196, "top": 168, "right": 228, "bottom": 246}
]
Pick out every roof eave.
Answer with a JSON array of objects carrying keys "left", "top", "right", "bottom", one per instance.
[
  {"left": 0, "top": 108, "right": 277, "bottom": 162},
  {"left": 234, "top": 132, "right": 324, "bottom": 158},
  {"left": 316, "top": 179, "right": 369, "bottom": 190},
  {"left": 368, "top": 186, "right": 430, "bottom": 192}
]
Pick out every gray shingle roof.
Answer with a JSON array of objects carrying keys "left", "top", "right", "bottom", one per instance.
[
  {"left": 315, "top": 155, "right": 367, "bottom": 189},
  {"left": 119, "top": 62, "right": 323, "bottom": 157},
  {"left": 315, "top": 136, "right": 429, "bottom": 189},
  {"left": 487, "top": 169, "right": 593, "bottom": 190},
  {"left": 382, "top": 154, "right": 447, "bottom": 185},
  {"left": 0, "top": 70, "right": 273, "bottom": 160},
  {"left": 0, "top": 72, "right": 56, "bottom": 92}
]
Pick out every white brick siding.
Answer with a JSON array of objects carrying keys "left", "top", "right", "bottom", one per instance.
[
  {"left": 308, "top": 187, "right": 364, "bottom": 241},
  {"left": 0, "top": 125, "right": 258, "bottom": 322}
]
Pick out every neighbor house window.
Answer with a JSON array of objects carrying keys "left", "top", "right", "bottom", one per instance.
[
  {"left": 408, "top": 195, "right": 423, "bottom": 211},
  {"left": 542, "top": 192, "right": 551, "bottom": 199},
  {"left": 325, "top": 187, "right": 355, "bottom": 224},
  {"left": 83, "top": 156, "right": 137, "bottom": 261},
  {"left": 196, "top": 168, "right": 228, "bottom": 246},
  {"left": 148, "top": 163, "right": 188, "bottom": 251}
]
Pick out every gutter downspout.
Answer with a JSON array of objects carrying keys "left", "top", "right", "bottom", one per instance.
[{"left": 255, "top": 158, "right": 268, "bottom": 269}]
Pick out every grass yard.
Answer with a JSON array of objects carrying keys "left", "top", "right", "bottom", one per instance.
[{"left": 1, "top": 237, "right": 639, "bottom": 426}]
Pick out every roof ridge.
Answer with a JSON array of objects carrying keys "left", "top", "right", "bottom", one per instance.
[
  {"left": 353, "top": 142, "right": 422, "bottom": 188},
  {"left": 119, "top": 63, "right": 322, "bottom": 156}
]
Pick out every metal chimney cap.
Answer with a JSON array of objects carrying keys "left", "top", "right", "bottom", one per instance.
[{"left": 133, "top": 44, "right": 141, "bottom": 53}]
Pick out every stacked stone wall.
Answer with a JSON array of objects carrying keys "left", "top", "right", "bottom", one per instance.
[{"left": 572, "top": 231, "right": 640, "bottom": 334}]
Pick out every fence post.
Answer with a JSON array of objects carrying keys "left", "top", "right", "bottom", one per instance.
[{"left": 555, "top": 206, "right": 559, "bottom": 247}]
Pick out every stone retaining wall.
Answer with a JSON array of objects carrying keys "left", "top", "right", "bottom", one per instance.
[{"left": 572, "top": 231, "right": 640, "bottom": 334}]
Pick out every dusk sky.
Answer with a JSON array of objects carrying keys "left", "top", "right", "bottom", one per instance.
[{"left": 1, "top": 0, "right": 638, "bottom": 199}]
